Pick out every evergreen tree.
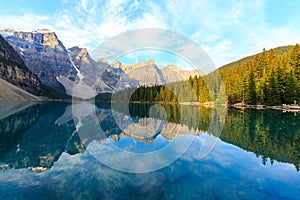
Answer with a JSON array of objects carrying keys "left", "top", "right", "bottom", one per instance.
[
  {"left": 159, "top": 86, "right": 165, "bottom": 102},
  {"left": 276, "top": 65, "right": 287, "bottom": 103},
  {"left": 149, "top": 88, "right": 153, "bottom": 102},
  {"left": 193, "top": 76, "right": 199, "bottom": 97},
  {"left": 265, "top": 70, "right": 281, "bottom": 105},
  {"left": 290, "top": 44, "right": 300, "bottom": 81},
  {"left": 115, "top": 44, "right": 299, "bottom": 106},
  {"left": 284, "top": 72, "right": 298, "bottom": 104},
  {"left": 165, "top": 87, "right": 171, "bottom": 102},
  {"left": 244, "top": 69, "right": 257, "bottom": 105},
  {"left": 256, "top": 48, "right": 267, "bottom": 79}
]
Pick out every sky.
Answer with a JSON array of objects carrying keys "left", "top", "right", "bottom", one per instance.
[{"left": 0, "top": 0, "right": 300, "bottom": 72}]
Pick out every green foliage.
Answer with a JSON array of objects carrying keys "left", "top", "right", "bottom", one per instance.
[
  {"left": 114, "top": 44, "right": 300, "bottom": 106},
  {"left": 244, "top": 68, "right": 257, "bottom": 105},
  {"left": 290, "top": 44, "right": 300, "bottom": 81},
  {"left": 116, "top": 75, "right": 212, "bottom": 104},
  {"left": 214, "top": 44, "right": 300, "bottom": 105},
  {"left": 264, "top": 70, "right": 281, "bottom": 105},
  {"left": 284, "top": 72, "right": 299, "bottom": 103}
]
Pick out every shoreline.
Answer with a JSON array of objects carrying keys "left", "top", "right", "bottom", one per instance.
[
  {"left": 232, "top": 103, "right": 300, "bottom": 112},
  {"left": 2, "top": 98, "right": 299, "bottom": 113}
]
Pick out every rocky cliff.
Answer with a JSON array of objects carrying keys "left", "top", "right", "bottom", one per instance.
[
  {"left": 0, "top": 29, "right": 77, "bottom": 92},
  {"left": 119, "top": 59, "right": 166, "bottom": 86},
  {"left": 0, "top": 34, "right": 43, "bottom": 96},
  {"left": 112, "top": 60, "right": 200, "bottom": 86},
  {"left": 0, "top": 28, "right": 201, "bottom": 98},
  {"left": 161, "top": 64, "right": 200, "bottom": 82},
  {"left": 61, "top": 46, "right": 138, "bottom": 98}
]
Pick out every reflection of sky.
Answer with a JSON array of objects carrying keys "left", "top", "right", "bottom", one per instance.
[{"left": 0, "top": 133, "right": 299, "bottom": 199}]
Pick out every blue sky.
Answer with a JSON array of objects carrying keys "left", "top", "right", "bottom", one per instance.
[{"left": 0, "top": 0, "right": 300, "bottom": 71}]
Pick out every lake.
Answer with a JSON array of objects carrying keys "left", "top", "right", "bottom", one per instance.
[{"left": 0, "top": 102, "right": 299, "bottom": 199}]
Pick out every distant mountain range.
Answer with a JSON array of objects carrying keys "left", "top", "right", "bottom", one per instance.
[
  {"left": 112, "top": 60, "right": 199, "bottom": 85},
  {"left": 0, "top": 28, "right": 199, "bottom": 100}
]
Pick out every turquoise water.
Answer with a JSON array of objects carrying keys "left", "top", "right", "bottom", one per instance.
[{"left": 0, "top": 102, "right": 299, "bottom": 199}]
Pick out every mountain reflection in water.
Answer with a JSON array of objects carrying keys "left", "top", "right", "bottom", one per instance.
[
  {"left": 0, "top": 102, "right": 299, "bottom": 199},
  {"left": 0, "top": 102, "right": 299, "bottom": 172}
]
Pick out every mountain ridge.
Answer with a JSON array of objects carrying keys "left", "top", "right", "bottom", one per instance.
[
  {"left": 0, "top": 28, "right": 77, "bottom": 92},
  {"left": 1, "top": 28, "right": 297, "bottom": 102},
  {"left": 1, "top": 28, "right": 199, "bottom": 99}
]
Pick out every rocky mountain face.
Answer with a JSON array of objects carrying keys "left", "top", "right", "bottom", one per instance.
[
  {"left": 113, "top": 59, "right": 166, "bottom": 86},
  {"left": 0, "top": 34, "right": 43, "bottom": 96},
  {"left": 0, "top": 28, "right": 77, "bottom": 92},
  {"left": 69, "top": 46, "right": 138, "bottom": 89},
  {"left": 0, "top": 28, "right": 200, "bottom": 99},
  {"left": 57, "top": 46, "right": 113, "bottom": 97},
  {"left": 112, "top": 60, "right": 200, "bottom": 86},
  {"left": 161, "top": 64, "right": 200, "bottom": 82},
  {"left": 58, "top": 46, "right": 138, "bottom": 98}
]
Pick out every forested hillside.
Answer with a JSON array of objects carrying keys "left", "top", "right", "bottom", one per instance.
[
  {"left": 114, "top": 44, "right": 300, "bottom": 106},
  {"left": 216, "top": 44, "right": 299, "bottom": 105}
]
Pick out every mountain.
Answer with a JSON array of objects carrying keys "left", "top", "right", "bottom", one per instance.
[
  {"left": 161, "top": 64, "right": 200, "bottom": 82},
  {"left": 0, "top": 28, "right": 202, "bottom": 99},
  {"left": 69, "top": 46, "right": 138, "bottom": 89},
  {"left": 121, "top": 45, "right": 300, "bottom": 106},
  {"left": 112, "top": 59, "right": 166, "bottom": 86},
  {"left": 0, "top": 28, "right": 141, "bottom": 99},
  {"left": 112, "top": 60, "right": 201, "bottom": 86},
  {"left": 0, "top": 78, "right": 41, "bottom": 100},
  {"left": 58, "top": 46, "right": 139, "bottom": 99},
  {"left": 0, "top": 34, "right": 43, "bottom": 99},
  {"left": 57, "top": 46, "right": 113, "bottom": 98},
  {"left": 0, "top": 28, "right": 77, "bottom": 92}
]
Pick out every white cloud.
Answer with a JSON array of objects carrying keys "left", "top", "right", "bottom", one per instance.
[
  {"left": 1, "top": 0, "right": 299, "bottom": 70},
  {"left": 0, "top": 14, "right": 52, "bottom": 32}
]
